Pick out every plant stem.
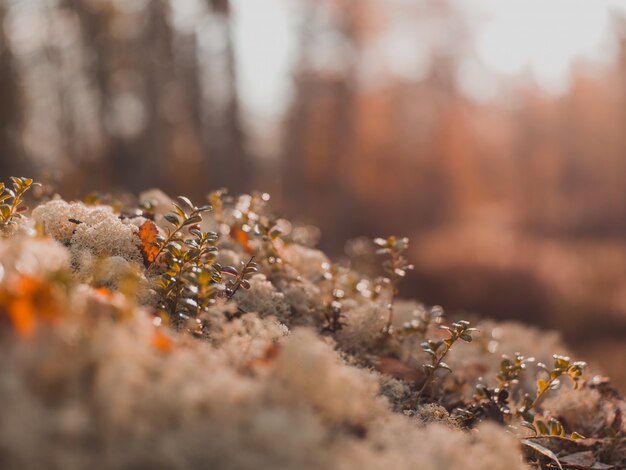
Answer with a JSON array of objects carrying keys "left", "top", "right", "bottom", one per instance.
[
  {"left": 227, "top": 256, "right": 255, "bottom": 300},
  {"left": 529, "top": 376, "right": 558, "bottom": 410},
  {"left": 416, "top": 341, "right": 453, "bottom": 399}
]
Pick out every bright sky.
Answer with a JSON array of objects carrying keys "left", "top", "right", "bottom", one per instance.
[
  {"left": 470, "top": 0, "right": 626, "bottom": 95},
  {"left": 231, "top": 0, "right": 626, "bottom": 117}
]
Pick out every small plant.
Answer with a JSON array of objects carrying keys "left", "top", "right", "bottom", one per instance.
[
  {"left": 519, "top": 354, "right": 587, "bottom": 430},
  {"left": 417, "top": 320, "right": 478, "bottom": 399},
  {"left": 0, "top": 177, "right": 38, "bottom": 227},
  {"left": 144, "top": 196, "right": 212, "bottom": 270},
  {"left": 320, "top": 262, "right": 347, "bottom": 333},
  {"left": 155, "top": 227, "right": 221, "bottom": 323},
  {"left": 253, "top": 221, "right": 283, "bottom": 267},
  {"left": 459, "top": 353, "right": 534, "bottom": 426},
  {"left": 222, "top": 256, "right": 259, "bottom": 300},
  {"left": 496, "top": 352, "right": 535, "bottom": 391},
  {"left": 373, "top": 236, "right": 413, "bottom": 335},
  {"left": 223, "top": 192, "right": 286, "bottom": 269}
]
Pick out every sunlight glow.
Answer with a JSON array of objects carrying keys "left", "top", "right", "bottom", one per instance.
[
  {"left": 471, "top": 0, "right": 626, "bottom": 93},
  {"left": 231, "top": 0, "right": 626, "bottom": 117}
]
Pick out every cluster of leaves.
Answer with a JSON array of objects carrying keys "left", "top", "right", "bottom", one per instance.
[
  {"left": 496, "top": 352, "right": 534, "bottom": 391},
  {"left": 213, "top": 191, "right": 285, "bottom": 269},
  {"left": 373, "top": 236, "right": 414, "bottom": 335},
  {"left": 519, "top": 355, "right": 587, "bottom": 434},
  {"left": 0, "top": 177, "right": 38, "bottom": 227},
  {"left": 222, "top": 256, "right": 259, "bottom": 300},
  {"left": 367, "top": 233, "right": 591, "bottom": 457},
  {"left": 460, "top": 353, "right": 587, "bottom": 429},
  {"left": 458, "top": 353, "right": 535, "bottom": 426},
  {"left": 142, "top": 196, "right": 211, "bottom": 269},
  {"left": 140, "top": 196, "right": 257, "bottom": 328}
]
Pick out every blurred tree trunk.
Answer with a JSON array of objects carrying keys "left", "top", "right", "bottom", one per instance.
[
  {"left": 135, "top": 0, "right": 175, "bottom": 192},
  {"left": 66, "top": 0, "right": 120, "bottom": 191},
  {"left": 282, "top": 0, "right": 320, "bottom": 215},
  {"left": 208, "top": 0, "right": 249, "bottom": 194},
  {"left": 282, "top": 0, "right": 364, "bottom": 249},
  {"left": 0, "top": 0, "right": 24, "bottom": 179}
]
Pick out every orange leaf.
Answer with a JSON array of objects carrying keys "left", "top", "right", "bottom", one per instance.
[
  {"left": 8, "top": 297, "right": 36, "bottom": 338},
  {"left": 94, "top": 286, "right": 113, "bottom": 298},
  {"left": 231, "top": 226, "right": 253, "bottom": 253},
  {"left": 1, "top": 275, "right": 62, "bottom": 338},
  {"left": 138, "top": 220, "right": 160, "bottom": 266},
  {"left": 151, "top": 329, "right": 174, "bottom": 353}
]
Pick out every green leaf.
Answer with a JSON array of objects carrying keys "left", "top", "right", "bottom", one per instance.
[
  {"left": 536, "top": 420, "right": 549, "bottom": 435},
  {"left": 173, "top": 204, "right": 187, "bottom": 219},
  {"left": 177, "top": 196, "right": 194, "bottom": 209},
  {"left": 221, "top": 265, "right": 239, "bottom": 277},
  {"left": 422, "top": 348, "right": 436, "bottom": 358},
  {"left": 184, "top": 215, "right": 202, "bottom": 226},
  {"left": 0, "top": 204, "right": 11, "bottom": 220},
  {"left": 460, "top": 333, "right": 473, "bottom": 342},
  {"left": 164, "top": 214, "right": 180, "bottom": 226}
]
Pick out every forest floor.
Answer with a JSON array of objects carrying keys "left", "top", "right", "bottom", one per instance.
[
  {"left": 0, "top": 179, "right": 624, "bottom": 469},
  {"left": 410, "top": 225, "right": 626, "bottom": 392}
]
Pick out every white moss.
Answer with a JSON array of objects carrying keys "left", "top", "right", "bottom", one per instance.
[
  {"left": 335, "top": 301, "right": 388, "bottom": 355},
  {"left": 280, "top": 244, "right": 329, "bottom": 282},
  {"left": 543, "top": 386, "right": 624, "bottom": 436},
  {"left": 234, "top": 274, "right": 292, "bottom": 323},
  {"left": 0, "top": 236, "right": 69, "bottom": 277},
  {"left": 32, "top": 199, "right": 142, "bottom": 264},
  {"left": 269, "top": 328, "right": 384, "bottom": 426},
  {"left": 0, "top": 195, "right": 613, "bottom": 469}
]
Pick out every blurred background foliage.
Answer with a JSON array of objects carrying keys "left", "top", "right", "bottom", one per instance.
[{"left": 1, "top": 0, "right": 626, "bottom": 387}]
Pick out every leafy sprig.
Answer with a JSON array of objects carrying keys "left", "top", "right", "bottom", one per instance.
[
  {"left": 519, "top": 354, "right": 586, "bottom": 427},
  {"left": 0, "top": 177, "right": 38, "bottom": 226},
  {"left": 222, "top": 256, "right": 259, "bottom": 300},
  {"left": 417, "top": 320, "right": 478, "bottom": 399},
  {"left": 320, "top": 262, "right": 347, "bottom": 333},
  {"left": 147, "top": 196, "right": 212, "bottom": 270},
  {"left": 496, "top": 352, "right": 535, "bottom": 391},
  {"left": 373, "top": 236, "right": 413, "bottom": 335},
  {"left": 156, "top": 227, "right": 220, "bottom": 323}
]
